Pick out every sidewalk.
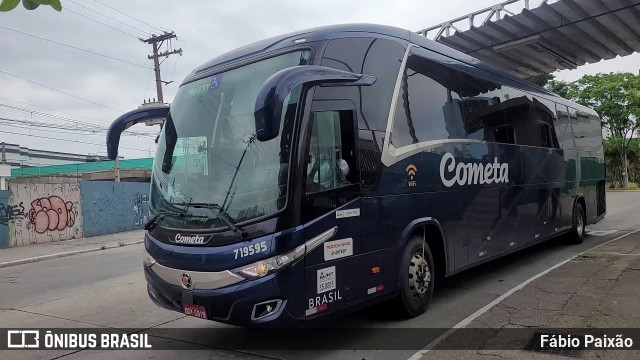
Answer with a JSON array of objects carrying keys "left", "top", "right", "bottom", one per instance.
[
  {"left": 0, "top": 230, "right": 145, "bottom": 268},
  {"left": 423, "top": 230, "right": 640, "bottom": 359}
]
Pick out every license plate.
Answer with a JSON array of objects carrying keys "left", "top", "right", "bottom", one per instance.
[{"left": 183, "top": 303, "right": 207, "bottom": 319}]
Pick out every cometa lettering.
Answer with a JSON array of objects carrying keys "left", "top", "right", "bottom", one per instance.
[
  {"left": 174, "top": 234, "right": 205, "bottom": 244},
  {"left": 439, "top": 152, "right": 509, "bottom": 188}
]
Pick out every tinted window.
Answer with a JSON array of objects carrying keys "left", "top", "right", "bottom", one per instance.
[
  {"left": 589, "top": 113, "right": 604, "bottom": 154},
  {"left": 574, "top": 110, "right": 593, "bottom": 151},
  {"left": 555, "top": 104, "right": 575, "bottom": 150},
  {"left": 320, "top": 38, "right": 405, "bottom": 131},
  {"left": 457, "top": 71, "right": 507, "bottom": 142},
  {"left": 391, "top": 54, "right": 466, "bottom": 148}
]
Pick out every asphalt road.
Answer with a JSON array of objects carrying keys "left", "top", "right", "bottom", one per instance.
[{"left": 1, "top": 191, "right": 638, "bottom": 360}]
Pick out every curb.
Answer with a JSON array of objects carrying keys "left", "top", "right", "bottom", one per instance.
[{"left": 0, "top": 240, "right": 144, "bottom": 269}]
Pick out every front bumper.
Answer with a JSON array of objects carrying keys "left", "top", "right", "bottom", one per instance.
[{"left": 144, "top": 261, "right": 305, "bottom": 327}]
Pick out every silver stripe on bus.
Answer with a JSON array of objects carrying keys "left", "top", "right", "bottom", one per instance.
[
  {"left": 386, "top": 138, "right": 486, "bottom": 165},
  {"left": 150, "top": 262, "right": 243, "bottom": 290},
  {"left": 381, "top": 43, "right": 413, "bottom": 168}
]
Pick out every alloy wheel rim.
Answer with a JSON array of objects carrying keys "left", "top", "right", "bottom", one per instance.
[
  {"left": 577, "top": 212, "right": 584, "bottom": 236},
  {"left": 408, "top": 252, "right": 431, "bottom": 300}
]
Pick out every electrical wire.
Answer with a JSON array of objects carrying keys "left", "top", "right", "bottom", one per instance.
[
  {"left": 0, "top": 26, "right": 150, "bottom": 69},
  {"left": 90, "top": 0, "right": 166, "bottom": 33},
  {"left": 0, "top": 96, "right": 110, "bottom": 123},
  {"left": 67, "top": 0, "right": 152, "bottom": 36},
  {"left": 64, "top": 7, "right": 139, "bottom": 40},
  {"left": 0, "top": 104, "right": 157, "bottom": 137},
  {"left": 0, "top": 70, "right": 124, "bottom": 113},
  {"left": 0, "top": 129, "right": 151, "bottom": 153}
]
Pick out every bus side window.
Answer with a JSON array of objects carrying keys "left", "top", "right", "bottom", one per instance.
[
  {"left": 390, "top": 54, "right": 466, "bottom": 148},
  {"left": 306, "top": 110, "right": 358, "bottom": 194}
]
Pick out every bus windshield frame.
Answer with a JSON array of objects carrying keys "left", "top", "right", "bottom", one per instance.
[{"left": 149, "top": 50, "right": 312, "bottom": 232}]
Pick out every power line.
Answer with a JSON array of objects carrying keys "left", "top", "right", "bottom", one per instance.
[
  {"left": 0, "top": 96, "right": 112, "bottom": 123},
  {"left": 0, "top": 104, "right": 157, "bottom": 137},
  {"left": 67, "top": 0, "right": 152, "bottom": 36},
  {"left": 0, "top": 26, "right": 151, "bottom": 69},
  {"left": 65, "top": 7, "right": 139, "bottom": 39},
  {"left": 0, "top": 129, "right": 150, "bottom": 153},
  {"left": 0, "top": 70, "right": 124, "bottom": 113},
  {"left": 0, "top": 117, "right": 155, "bottom": 139},
  {"left": 90, "top": 0, "right": 165, "bottom": 33}
]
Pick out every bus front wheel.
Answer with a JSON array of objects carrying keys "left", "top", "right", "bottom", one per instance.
[
  {"left": 569, "top": 202, "right": 586, "bottom": 244},
  {"left": 398, "top": 236, "right": 435, "bottom": 317}
]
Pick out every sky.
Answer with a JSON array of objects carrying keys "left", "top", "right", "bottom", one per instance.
[{"left": 1, "top": 0, "right": 639, "bottom": 162}]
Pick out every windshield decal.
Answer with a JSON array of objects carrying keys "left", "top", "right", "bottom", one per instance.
[{"left": 210, "top": 75, "right": 222, "bottom": 91}]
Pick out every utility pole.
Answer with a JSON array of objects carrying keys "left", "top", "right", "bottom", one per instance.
[{"left": 140, "top": 32, "right": 183, "bottom": 104}]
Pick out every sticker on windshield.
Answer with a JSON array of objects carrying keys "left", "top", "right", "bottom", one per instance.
[{"left": 209, "top": 75, "right": 222, "bottom": 91}]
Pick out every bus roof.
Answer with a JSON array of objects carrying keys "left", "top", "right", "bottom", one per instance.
[{"left": 186, "top": 23, "right": 596, "bottom": 116}]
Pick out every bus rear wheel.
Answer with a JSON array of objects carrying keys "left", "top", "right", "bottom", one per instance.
[
  {"left": 569, "top": 202, "right": 586, "bottom": 244},
  {"left": 398, "top": 236, "right": 435, "bottom": 317}
]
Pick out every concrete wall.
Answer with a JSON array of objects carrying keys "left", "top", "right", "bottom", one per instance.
[
  {"left": 80, "top": 181, "right": 149, "bottom": 237},
  {"left": 0, "top": 190, "right": 10, "bottom": 247},
  {"left": 8, "top": 183, "right": 83, "bottom": 246}
]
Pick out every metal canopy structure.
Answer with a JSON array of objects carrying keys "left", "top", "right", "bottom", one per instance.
[{"left": 416, "top": 0, "right": 640, "bottom": 78}]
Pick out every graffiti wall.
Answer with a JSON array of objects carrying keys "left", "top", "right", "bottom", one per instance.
[
  {"left": 8, "top": 183, "right": 83, "bottom": 246},
  {"left": 80, "top": 181, "right": 149, "bottom": 237},
  {"left": 0, "top": 190, "right": 11, "bottom": 248}
]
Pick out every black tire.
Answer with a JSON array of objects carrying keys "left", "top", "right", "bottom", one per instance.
[
  {"left": 397, "top": 236, "right": 435, "bottom": 317},
  {"left": 569, "top": 202, "right": 586, "bottom": 244}
]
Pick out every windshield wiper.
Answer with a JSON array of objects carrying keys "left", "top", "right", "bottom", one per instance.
[
  {"left": 174, "top": 202, "right": 248, "bottom": 239},
  {"left": 144, "top": 210, "right": 186, "bottom": 231}
]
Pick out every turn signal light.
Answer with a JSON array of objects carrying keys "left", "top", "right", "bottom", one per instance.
[{"left": 371, "top": 266, "right": 380, "bottom": 274}]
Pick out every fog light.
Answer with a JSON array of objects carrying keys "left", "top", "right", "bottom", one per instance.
[
  {"left": 255, "top": 262, "right": 269, "bottom": 277},
  {"left": 251, "top": 299, "right": 283, "bottom": 320}
]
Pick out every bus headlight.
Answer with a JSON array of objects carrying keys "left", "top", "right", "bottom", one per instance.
[{"left": 231, "top": 226, "right": 337, "bottom": 280}]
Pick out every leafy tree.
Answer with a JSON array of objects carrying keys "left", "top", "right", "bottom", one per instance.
[
  {"left": 568, "top": 73, "right": 640, "bottom": 188},
  {"left": 527, "top": 73, "right": 570, "bottom": 98},
  {"left": 527, "top": 73, "right": 554, "bottom": 87},
  {"left": 547, "top": 79, "right": 570, "bottom": 99},
  {"left": 0, "top": 0, "right": 61, "bottom": 12}
]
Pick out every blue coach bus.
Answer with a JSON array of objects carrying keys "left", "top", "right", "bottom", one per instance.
[{"left": 107, "top": 24, "right": 606, "bottom": 327}]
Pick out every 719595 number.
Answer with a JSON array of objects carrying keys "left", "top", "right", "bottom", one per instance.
[{"left": 234, "top": 241, "right": 267, "bottom": 259}]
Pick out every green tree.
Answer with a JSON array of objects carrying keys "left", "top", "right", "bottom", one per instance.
[
  {"left": 0, "top": 0, "right": 61, "bottom": 12},
  {"left": 547, "top": 79, "right": 570, "bottom": 99},
  {"left": 568, "top": 72, "right": 640, "bottom": 188},
  {"left": 527, "top": 73, "right": 554, "bottom": 87},
  {"left": 527, "top": 73, "right": 570, "bottom": 98}
]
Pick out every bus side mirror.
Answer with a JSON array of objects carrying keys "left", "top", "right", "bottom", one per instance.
[
  {"left": 253, "top": 65, "right": 376, "bottom": 142},
  {"left": 106, "top": 105, "right": 170, "bottom": 160}
]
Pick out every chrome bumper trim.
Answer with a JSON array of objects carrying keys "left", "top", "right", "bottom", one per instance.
[{"left": 150, "top": 262, "right": 243, "bottom": 290}]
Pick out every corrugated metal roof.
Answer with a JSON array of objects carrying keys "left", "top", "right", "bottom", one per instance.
[
  {"left": 417, "top": 0, "right": 640, "bottom": 78},
  {"left": 10, "top": 158, "right": 153, "bottom": 178}
]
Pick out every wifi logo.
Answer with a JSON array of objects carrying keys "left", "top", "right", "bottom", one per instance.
[{"left": 406, "top": 164, "right": 417, "bottom": 188}]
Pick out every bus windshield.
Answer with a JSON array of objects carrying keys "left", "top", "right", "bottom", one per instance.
[{"left": 150, "top": 50, "right": 311, "bottom": 230}]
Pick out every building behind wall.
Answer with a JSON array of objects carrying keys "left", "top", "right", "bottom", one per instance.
[{"left": 0, "top": 142, "right": 109, "bottom": 169}]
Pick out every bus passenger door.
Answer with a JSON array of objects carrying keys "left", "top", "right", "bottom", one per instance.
[{"left": 300, "top": 106, "right": 383, "bottom": 319}]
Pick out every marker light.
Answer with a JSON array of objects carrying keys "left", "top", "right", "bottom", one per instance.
[
  {"left": 144, "top": 253, "right": 156, "bottom": 267},
  {"left": 232, "top": 227, "right": 337, "bottom": 280}
]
